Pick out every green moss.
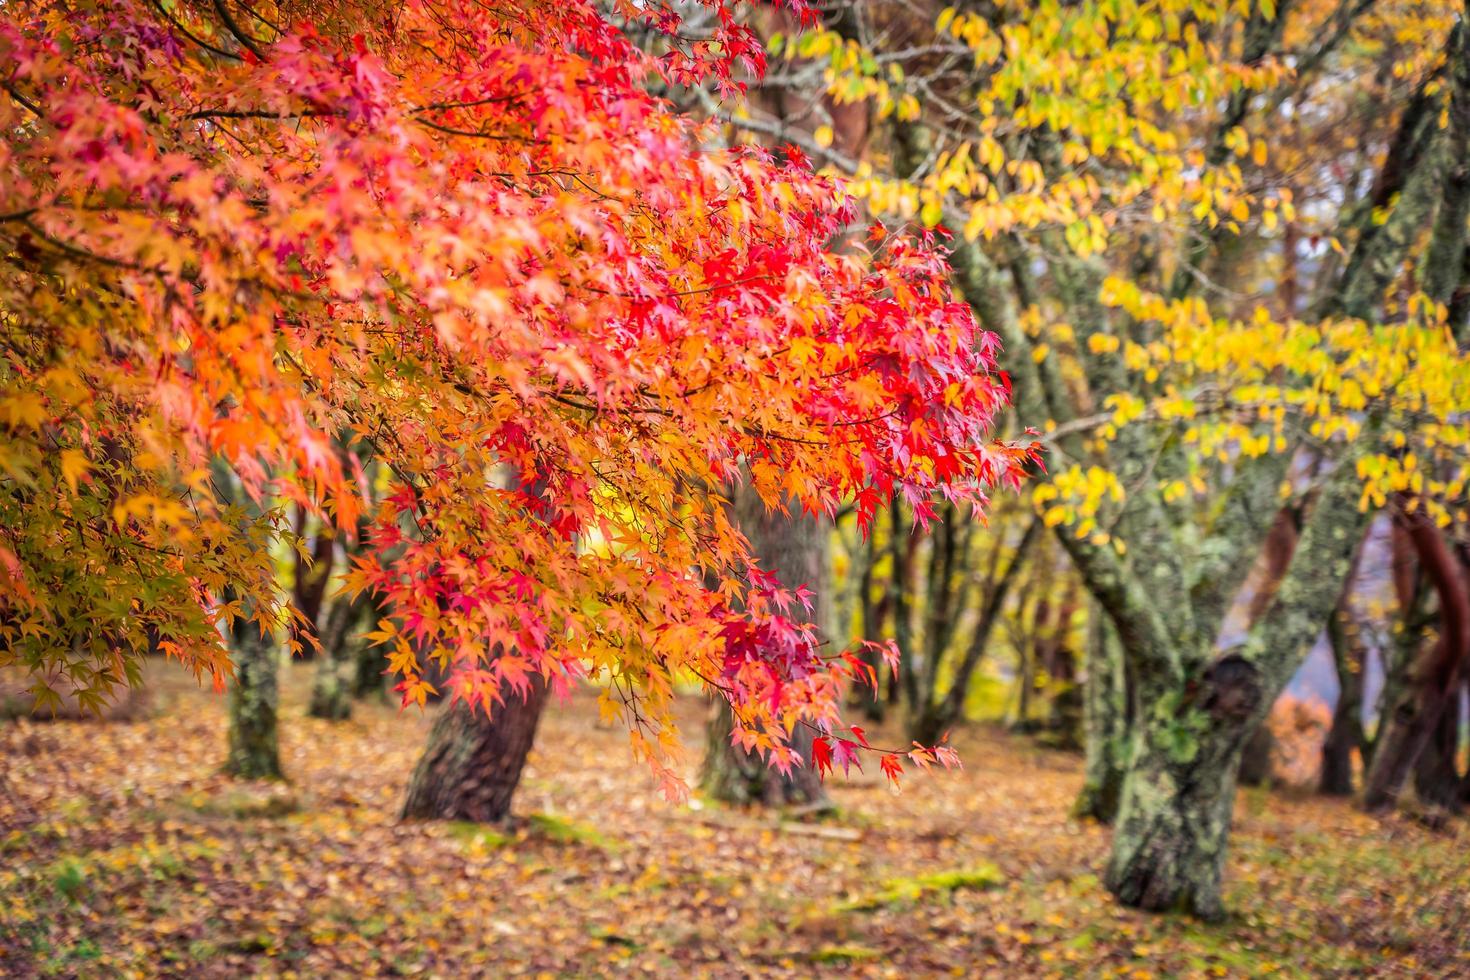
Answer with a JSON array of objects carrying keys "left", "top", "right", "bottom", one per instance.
[
  {"left": 187, "top": 786, "right": 299, "bottom": 819},
  {"left": 810, "top": 944, "right": 881, "bottom": 963},
  {"left": 445, "top": 822, "right": 511, "bottom": 849},
  {"left": 527, "top": 812, "right": 620, "bottom": 851},
  {"left": 50, "top": 858, "right": 86, "bottom": 902},
  {"left": 835, "top": 862, "right": 1004, "bottom": 912}
]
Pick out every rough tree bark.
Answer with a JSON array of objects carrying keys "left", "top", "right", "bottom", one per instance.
[
  {"left": 700, "top": 484, "right": 829, "bottom": 808},
  {"left": 1096, "top": 456, "right": 1370, "bottom": 920},
  {"left": 1073, "top": 606, "right": 1129, "bottom": 822},
  {"left": 1102, "top": 659, "right": 1256, "bottom": 920},
  {"left": 400, "top": 675, "right": 549, "bottom": 822},
  {"left": 225, "top": 617, "right": 283, "bottom": 781}
]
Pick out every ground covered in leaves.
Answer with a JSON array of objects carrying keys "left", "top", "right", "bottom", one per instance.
[{"left": 3, "top": 664, "right": 1467, "bottom": 978}]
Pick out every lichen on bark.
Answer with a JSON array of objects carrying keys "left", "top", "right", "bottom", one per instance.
[{"left": 226, "top": 619, "right": 283, "bottom": 781}]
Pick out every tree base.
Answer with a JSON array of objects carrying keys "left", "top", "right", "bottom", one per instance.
[
  {"left": 700, "top": 699, "right": 827, "bottom": 808},
  {"left": 226, "top": 624, "right": 283, "bottom": 782},
  {"left": 401, "top": 682, "right": 548, "bottom": 823}
]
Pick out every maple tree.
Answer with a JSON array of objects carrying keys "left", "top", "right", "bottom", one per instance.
[
  {"left": 733, "top": 0, "right": 1470, "bottom": 918},
  {"left": 0, "top": 0, "right": 1032, "bottom": 795}
]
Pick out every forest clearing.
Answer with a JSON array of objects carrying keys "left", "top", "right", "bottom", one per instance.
[
  {"left": 3, "top": 664, "right": 1466, "bottom": 978},
  {"left": 6, "top": 0, "right": 1470, "bottom": 974}
]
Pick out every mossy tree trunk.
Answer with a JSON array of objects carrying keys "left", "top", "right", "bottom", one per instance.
[
  {"left": 701, "top": 484, "right": 829, "bottom": 808},
  {"left": 1074, "top": 607, "right": 1129, "bottom": 822},
  {"left": 400, "top": 676, "right": 549, "bottom": 822},
  {"left": 1077, "top": 454, "right": 1371, "bottom": 919},
  {"left": 1103, "top": 669, "right": 1256, "bottom": 921},
  {"left": 225, "top": 618, "right": 283, "bottom": 781}
]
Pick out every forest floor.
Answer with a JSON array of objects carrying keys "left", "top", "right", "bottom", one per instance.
[{"left": 2, "top": 663, "right": 1467, "bottom": 978}]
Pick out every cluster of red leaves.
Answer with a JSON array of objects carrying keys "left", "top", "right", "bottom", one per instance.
[{"left": 0, "top": 0, "right": 1031, "bottom": 790}]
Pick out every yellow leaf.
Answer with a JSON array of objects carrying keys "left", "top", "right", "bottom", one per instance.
[
  {"left": 0, "top": 392, "right": 47, "bottom": 430},
  {"left": 59, "top": 449, "right": 89, "bottom": 494}
]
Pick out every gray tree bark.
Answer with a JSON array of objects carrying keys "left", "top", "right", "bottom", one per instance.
[
  {"left": 225, "top": 618, "right": 283, "bottom": 781},
  {"left": 1094, "top": 453, "right": 1371, "bottom": 920},
  {"left": 1073, "top": 606, "right": 1129, "bottom": 822}
]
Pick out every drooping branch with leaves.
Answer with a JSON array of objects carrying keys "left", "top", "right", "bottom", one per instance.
[{"left": 0, "top": 0, "right": 1032, "bottom": 795}]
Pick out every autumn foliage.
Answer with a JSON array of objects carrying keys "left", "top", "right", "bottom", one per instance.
[{"left": 0, "top": 0, "right": 1031, "bottom": 791}]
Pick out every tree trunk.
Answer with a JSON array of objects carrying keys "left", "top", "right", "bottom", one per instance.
[
  {"left": 1320, "top": 599, "right": 1365, "bottom": 795},
  {"left": 1013, "top": 602, "right": 1037, "bottom": 732},
  {"left": 853, "top": 527, "right": 887, "bottom": 723},
  {"left": 289, "top": 505, "right": 336, "bottom": 658},
  {"left": 700, "top": 485, "right": 830, "bottom": 808},
  {"left": 1074, "top": 608, "right": 1129, "bottom": 822},
  {"left": 1236, "top": 722, "right": 1275, "bottom": 787},
  {"left": 400, "top": 677, "right": 549, "bottom": 822},
  {"left": 701, "top": 699, "right": 827, "bottom": 806},
  {"left": 1104, "top": 695, "right": 1249, "bottom": 922},
  {"left": 891, "top": 499, "right": 921, "bottom": 716},
  {"left": 1412, "top": 694, "right": 1464, "bottom": 811},
  {"left": 1363, "top": 513, "right": 1470, "bottom": 812},
  {"left": 1367, "top": 565, "right": 1431, "bottom": 768},
  {"left": 1042, "top": 587, "right": 1083, "bottom": 749},
  {"left": 225, "top": 619, "right": 283, "bottom": 781},
  {"left": 307, "top": 595, "right": 361, "bottom": 721},
  {"left": 909, "top": 517, "right": 1038, "bottom": 747},
  {"left": 1096, "top": 452, "right": 1371, "bottom": 919},
  {"left": 1237, "top": 509, "right": 1300, "bottom": 789},
  {"left": 352, "top": 622, "right": 389, "bottom": 699}
]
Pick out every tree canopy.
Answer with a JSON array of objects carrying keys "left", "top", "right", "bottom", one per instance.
[{"left": 0, "top": 0, "right": 1032, "bottom": 792}]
